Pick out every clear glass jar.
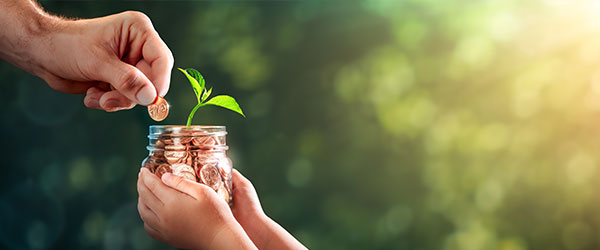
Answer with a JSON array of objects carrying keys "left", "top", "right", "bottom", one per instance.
[{"left": 142, "top": 125, "right": 232, "bottom": 204}]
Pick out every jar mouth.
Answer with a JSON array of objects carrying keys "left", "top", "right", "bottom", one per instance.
[{"left": 149, "top": 125, "right": 227, "bottom": 136}]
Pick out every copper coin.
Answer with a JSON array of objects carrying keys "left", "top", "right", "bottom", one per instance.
[
  {"left": 200, "top": 164, "right": 221, "bottom": 190},
  {"left": 170, "top": 163, "right": 196, "bottom": 181},
  {"left": 171, "top": 163, "right": 194, "bottom": 172},
  {"left": 155, "top": 164, "right": 171, "bottom": 178},
  {"left": 180, "top": 172, "right": 197, "bottom": 182},
  {"left": 148, "top": 96, "right": 169, "bottom": 121},
  {"left": 192, "top": 136, "right": 217, "bottom": 146},
  {"left": 142, "top": 158, "right": 157, "bottom": 172},
  {"left": 216, "top": 184, "right": 231, "bottom": 204}
]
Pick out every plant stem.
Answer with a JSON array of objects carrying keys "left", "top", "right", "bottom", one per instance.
[{"left": 186, "top": 103, "right": 204, "bottom": 127}]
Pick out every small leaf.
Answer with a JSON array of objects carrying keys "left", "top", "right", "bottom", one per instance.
[
  {"left": 178, "top": 68, "right": 203, "bottom": 102},
  {"left": 204, "top": 95, "right": 245, "bottom": 117},
  {"left": 201, "top": 87, "right": 212, "bottom": 103},
  {"left": 186, "top": 68, "right": 205, "bottom": 93}
]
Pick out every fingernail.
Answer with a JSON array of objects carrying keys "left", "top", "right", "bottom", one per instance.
[
  {"left": 86, "top": 98, "right": 99, "bottom": 108},
  {"left": 104, "top": 99, "right": 120, "bottom": 109},
  {"left": 136, "top": 85, "right": 157, "bottom": 105}
]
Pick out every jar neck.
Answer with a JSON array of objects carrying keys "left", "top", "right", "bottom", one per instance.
[{"left": 147, "top": 125, "right": 228, "bottom": 152}]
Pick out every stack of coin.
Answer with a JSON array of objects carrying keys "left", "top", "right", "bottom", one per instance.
[{"left": 142, "top": 131, "right": 232, "bottom": 203}]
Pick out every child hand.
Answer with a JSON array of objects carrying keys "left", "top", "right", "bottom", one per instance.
[
  {"left": 136, "top": 168, "right": 257, "bottom": 250},
  {"left": 230, "top": 170, "right": 308, "bottom": 250}
]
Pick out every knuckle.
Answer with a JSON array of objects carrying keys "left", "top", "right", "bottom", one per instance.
[
  {"left": 172, "top": 177, "right": 185, "bottom": 189},
  {"left": 118, "top": 69, "right": 140, "bottom": 93},
  {"left": 196, "top": 184, "right": 213, "bottom": 197},
  {"left": 125, "top": 11, "right": 152, "bottom": 27},
  {"left": 83, "top": 98, "right": 94, "bottom": 109}
]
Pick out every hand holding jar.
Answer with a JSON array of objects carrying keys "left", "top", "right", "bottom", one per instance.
[
  {"left": 137, "top": 168, "right": 308, "bottom": 250},
  {"left": 137, "top": 168, "right": 256, "bottom": 250}
]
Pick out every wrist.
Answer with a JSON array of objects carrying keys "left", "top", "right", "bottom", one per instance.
[
  {"left": 21, "top": 14, "right": 63, "bottom": 78},
  {"left": 238, "top": 212, "right": 277, "bottom": 248},
  {"left": 0, "top": 1, "right": 60, "bottom": 76},
  {"left": 208, "top": 219, "right": 257, "bottom": 250}
]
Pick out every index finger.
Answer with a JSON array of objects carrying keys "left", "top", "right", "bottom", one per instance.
[
  {"left": 140, "top": 168, "right": 180, "bottom": 201},
  {"left": 139, "top": 31, "right": 173, "bottom": 97}
]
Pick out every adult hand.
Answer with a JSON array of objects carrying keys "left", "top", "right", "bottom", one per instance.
[
  {"left": 38, "top": 11, "right": 173, "bottom": 111},
  {"left": 0, "top": 1, "right": 173, "bottom": 111}
]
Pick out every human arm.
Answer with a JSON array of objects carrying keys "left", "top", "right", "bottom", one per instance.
[
  {"left": 137, "top": 168, "right": 257, "bottom": 250},
  {"left": 230, "top": 169, "right": 308, "bottom": 250},
  {"left": 0, "top": 0, "right": 173, "bottom": 111}
]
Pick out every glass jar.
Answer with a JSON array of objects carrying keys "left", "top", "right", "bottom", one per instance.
[{"left": 141, "top": 125, "right": 232, "bottom": 204}]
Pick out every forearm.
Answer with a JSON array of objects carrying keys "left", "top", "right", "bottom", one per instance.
[
  {"left": 0, "top": 0, "right": 58, "bottom": 75},
  {"left": 243, "top": 213, "right": 307, "bottom": 250},
  {"left": 208, "top": 220, "right": 258, "bottom": 250}
]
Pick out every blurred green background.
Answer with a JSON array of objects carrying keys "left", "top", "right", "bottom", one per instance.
[{"left": 2, "top": 0, "right": 600, "bottom": 249}]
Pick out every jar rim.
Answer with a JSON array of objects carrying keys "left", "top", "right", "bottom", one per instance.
[
  {"left": 149, "top": 125, "right": 226, "bottom": 135},
  {"left": 150, "top": 125, "right": 225, "bottom": 129}
]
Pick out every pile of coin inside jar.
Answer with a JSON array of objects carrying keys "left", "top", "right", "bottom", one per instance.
[{"left": 142, "top": 126, "right": 232, "bottom": 204}]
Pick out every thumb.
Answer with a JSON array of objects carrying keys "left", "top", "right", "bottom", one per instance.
[
  {"left": 232, "top": 169, "right": 255, "bottom": 191},
  {"left": 96, "top": 58, "right": 158, "bottom": 105},
  {"left": 231, "top": 169, "right": 262, "bottom": 211},
  {"left": 161, "top": 172, "right": 209, "bottom": 200}
]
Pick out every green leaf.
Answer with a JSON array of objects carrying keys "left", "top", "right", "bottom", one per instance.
[
  {"left": 185, "top": 68, "right": 205, "bottom": 94},
  {"left": 204, "top": 95, "right": 245, "bottom": 117},
  {"left": 201, "top": 87, "right": 212, "bottom": 103},
  {"left": 178, "top": 68, "right": 203, "bottom": 102}
]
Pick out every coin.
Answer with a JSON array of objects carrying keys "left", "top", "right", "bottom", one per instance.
[
  {"left": 180, "top": 172, "right": 197, "bottom": 182},
  {"left": 142, "top": 158, "right": 157, "bottom": 172},
  {"left": 171, "top": 163, "right": 194, "bottom": 174},
  {"left": 148, "top": 96, "right": 169, "bottom": 121},
  {"left": 170, "top": 163, "right": 196, "bottom": 181},
  {"left": 200, "top": 164, "right": 221, "bottom": 190},
  {"left": 192, "top": 136, "right": 217, "bottom": 146},
  {"left": 216, "top": 184, "right": 230, "bottom": 204},
  {"left": 155, "top": 164, "right": 171, "bottom": 178}
]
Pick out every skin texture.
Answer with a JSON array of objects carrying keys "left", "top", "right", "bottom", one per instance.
[
  {"left": 137, "top": 168, "right": 307, "bottom": 250},
  {"left": 229, "top": 170, "right": 308, "bottom": 250},
  {"left": 0, "top": 0, "right": 173, "bottom": 111},
  {"left": 0, "top": 1, "right": 306, "bottom": 248},
  {"left": 137, "top": 168, "right": 258, "bottom": 250}
]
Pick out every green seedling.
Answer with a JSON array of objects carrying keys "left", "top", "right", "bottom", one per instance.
[{"left": 178, "top": 68, "right": 245, "bottom": 127}]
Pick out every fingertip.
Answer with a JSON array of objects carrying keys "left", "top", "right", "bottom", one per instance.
[
  {"left": 140, "top": 168, "right": 153, "bottom": 182},
  {"left": 232, "top": 169, "right": 246, "bottom": 181},
  {"left": 157, "top": 83, "right": 169, "bottom": 98},
  {"left": 100, "top": 99, "right": 121, "bottom": 112},
  {"left": 84, "top": 87, "right": 104, "bottom": 110},
  {"left": 84, "top": 96, "right": 101, "bottom": 109},
  {"left": 232, "top": 169, "right": 255, "bottom": 191},
  {"left": 136, "top": 84, "right": 157, "bottom": 105},
  {"left": 161, "top": 172, "right": 173, "bottom": 185},
  {"left": 141, "top": 167, "right": 153, "bottom": 177}
]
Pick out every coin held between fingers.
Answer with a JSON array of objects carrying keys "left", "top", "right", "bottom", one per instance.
[{"left": 148, "top": 96, "right": 169, "bottom": 121}]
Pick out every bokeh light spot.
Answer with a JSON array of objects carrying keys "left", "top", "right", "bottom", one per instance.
[
  {"left": 287, "top": 157, "right": 313, "bottom": 188},
  {"left": 69, "top": 157, "right": 93, "bottom": 190}
]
